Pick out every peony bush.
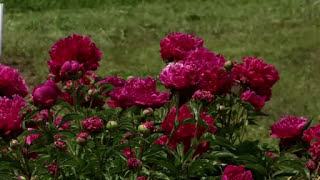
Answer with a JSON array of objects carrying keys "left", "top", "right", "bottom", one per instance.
[{"left": 0, "top": 32, "right": 317, "bottom": 179}]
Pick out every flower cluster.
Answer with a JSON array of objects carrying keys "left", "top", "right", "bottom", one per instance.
[{"left": 108, "top": 77, "right": 170, "bottom": 109}]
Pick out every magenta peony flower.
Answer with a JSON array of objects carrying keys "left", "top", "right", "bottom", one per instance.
[
  {"left": 308, "top": 141, "right": 320, "bottom": 160},
  {"left": 222, "top": 165, "right": 253, "bottom": 180},
  {"left": 159, "top": 62, "right": 197, "bottom": 90},
  {"left": 48, "top": 34, "right": 102, "bottom": 81},
  {"left": 0, "top": 95, "right": 26, "bottom": 134},
  {"left": 241, "top": 90, "right": 266, "bottom": 111},
  {"left": 306, "top": 160, "right": 316, "bottom": 170},
  {"left": 192, "top": 90, "right": 214, "bottom": 103},
  {"left": 32, "top": 80, "right": 61, "bottom": 108},
  {"left": 59, "top": 60, "right": 83, "bottom": 80},
  {"left": 160, "top": 32, "right": 204, "bottom": 62},
  {"left": 108, "top": 77, "right": 170, "bottom": 109},
  {"left": 270, "top": 115, "right": 308, "bottom": 139},
  {"left": 0, "top": 64, "right": 28, "bottom": 98},
  {"left": 48, "top": 163, "right": 58, "bottom": 175},
  {"left": 82, "top": 116, "right": 104, "bottom": 131},
  {"left": 232, "top": 57, "right": 279, "bottom": 100},
  {"left": 157, "top": 104, "right": 216, "bottom": 154},
  {"left": 127, "top": 158, "right": 142, "bottom": 170},
  {"left": 303, "top": 124, "right": 320, "bottom": 143}
]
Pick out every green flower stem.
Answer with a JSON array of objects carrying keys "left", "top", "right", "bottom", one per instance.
[{"left": 166, "top": 91, "right": 180, "bottom": 146}]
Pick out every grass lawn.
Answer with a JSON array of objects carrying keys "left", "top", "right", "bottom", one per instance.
[{"left": 1, "top": 0, "right": 320, "bottom": 143}]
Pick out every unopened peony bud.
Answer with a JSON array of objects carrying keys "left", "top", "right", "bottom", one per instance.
[
  {"left": 54, "top": 139, "right": 67, "bottom": 150},
  {"left": 17, "top": 176, "right": 26, "bottom": 180},
  {"left": 59, "top": 61, "right": 83, "bottom": 80},
  {"left": 106, "top": 121, "right": 118, "bottom": 130},
  {"left": 32, "top": 80, "right": 61, "bottom": 108},
  {"left": 127, "top": 158, "right": 142, "bottom": 170},
  {"left": 76, "top": 132, "right": 89, "bottom": 146},
  {"left": 138, "top": 124, "right": 150, "bottom": 134},
  {"left": 218, "top": 105, "right": 225, "bottom": 110},
  {"left": 10, "top": 139, "right": 19, "bottom": 149},
  {"left": 142, "top": 108, "right": 153, "bottom": 116},
  {"left": 31, "top": 176, "right": 40, "bottom": 180},
  {"left": 224, "top": 60, "right": 233, "bottom": 70},
  {"left": 137, "top": 177, "right": 146, "bottom": 180},
  {"left": 88, "top": 89, "right": 94, "bottom": 96}
]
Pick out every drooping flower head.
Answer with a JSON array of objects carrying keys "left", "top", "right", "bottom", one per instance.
[
  {"left": 108, "top": 77, "right": 170, "bottom": 109},
  {"left": 32, "top": 80, "right": 61, "bottom": 108},
  {"left": 192, "top": 90, "right": 214, "bottom": 103},
  {"left": 127, "top": 158, "right": 142, "bottom": 170},
  {"left": 222, "top": 165, "right": 253, "bottom": 180},
  {"left": 241, "top": 90, "right": 266, "bottom": 111},
  {"left": 270, "top": 115, "right": 308, "bottom": 139},
  {"left": 48, "top": 34, "right": 102, "bottom": 81},
  {"left": 82, "top": 116, "right": 104, "bottom": 131},
  {"left": 232, "top": 56, "right": 279, "bottom": 100},
  {"left": 0, "top": 64, "right": 28, "bottom": 98},
  {"left": 0, "top": 95, "right": 26, "bottom": 135},
  {"left": 160, "top": 32, "right": 204, "bottom": 62}
]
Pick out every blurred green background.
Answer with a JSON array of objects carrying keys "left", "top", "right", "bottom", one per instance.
[{"left": 1, "top": 0, "right": 320, "bottom": 142}]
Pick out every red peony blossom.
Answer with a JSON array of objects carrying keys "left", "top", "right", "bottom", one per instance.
[
  {"left": 222, "top": 165, "right": 253, "bottom": 180},
  {"left": 241, "top": 90, "right": 266, "bottom": 111},
  {"left": 157, "top": 104, "right": 216, "bottom": 154},
  {"left": 32, "top": 80, "right": 61, "bottom": 108},
  {"left": 108, "top": 77, "right": 170, "bottom": 109},
  {"left": 306, "top": 160, "right": 316, "bottom": 170},
  {"left": 0, "top": 95, "right": 26, "bottom": 135},
  {"left": 270, "top": 115, "right": 308, "bottom": 139},
  {"left": 308, "top": 141, "right": 320, "bottom": 160},
  {"left": 303, "top": 124, "right": 320, "bottom": 143},
  {"left": 232, "top": 56, "right": 279, "bottom": 100},
  {"left": 160, "top": 32, "right": 204, "bottom": 62},
  {"left": 127, "top": 158, "right": 142, "bottom": 170},
  {"left": 0, "top": 64, "right": 28, "bottom": 98},
  {"left": 48, "top": 34, "right": 102, "bottom": 81},
  {"left": 82, "top": 116, "right": 104, "bottom": 131},
  {"left": 48, "top": 163, "right": 58, "bottom": 175},
  {"left": 192, "top": 90, "right": 214, "bottom": 103},
  {"left": 159, "top": 62, "right": 197, "bottom": 90}
]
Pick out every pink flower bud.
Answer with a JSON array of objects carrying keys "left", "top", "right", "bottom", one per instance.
[
  {"left": 127, "top": 158, "right": 142, "bottom": 170},
  {"left": 59, "top": 61, "right": 83, "bottom": 80},
  {"left": 48, "top": 163, "right": 58, "bottom": 175},
  {"left": 306, "top": 160, "right": 316, "bottom": 170},
  {"left": 76, "top": 132, "right": 89, "bottom": 146},
  {"left": 82, "top": 116, "right": 104, "bottom": 131},
  {"left": 137, "top": 177, "right": 146, "bottom": 180},
  {"left": 32, "top": 80, "right": 61, "bottom": 108}
]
